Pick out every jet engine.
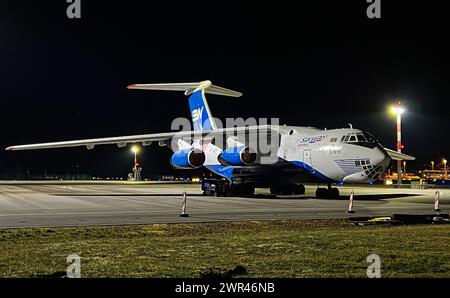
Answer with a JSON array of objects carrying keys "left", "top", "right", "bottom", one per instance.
[
  {"left": 170, "top": 148, "right": 206, "bottom": 169},
  {"left": 218, "top": 146, "right": 257, "bottom": 166}
]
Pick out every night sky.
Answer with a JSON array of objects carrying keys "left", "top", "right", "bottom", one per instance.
[{"left": 1, "top": 1, "right": 449, "bottom": 179}]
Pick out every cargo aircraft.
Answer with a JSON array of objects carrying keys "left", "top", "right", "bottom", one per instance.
[{"left": 6, "top": 80, "right": 414, "bottom": 198}]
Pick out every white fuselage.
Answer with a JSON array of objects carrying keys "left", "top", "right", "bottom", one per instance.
[
  {"left": 276, "top": 126, "right": 390, "bottom": 183},
  {"left": 201, "top": 126, "right": 390, "bottom": 184}
]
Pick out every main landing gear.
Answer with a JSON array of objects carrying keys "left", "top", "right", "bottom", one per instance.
[
  {"left": 270, "top": 183, "right": 305, "bottom": 195},
  {"left": 315, "top": 183, "right": 340, "bottom": 199},
  {"left": 202, "top": 178, "right": 306, "bottom": 197},
  {"left": 202, "top": 178, "right": 255, "bottom": 197}
]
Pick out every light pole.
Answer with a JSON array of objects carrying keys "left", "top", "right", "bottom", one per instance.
[
  {"left": 390, "top": 100, "right": 405, "bottom": 185},
  {"left": 131, "top": 145, "right": 140, "bottom": 180},
  {"left": 431, "top": 161, "right": 435, "bottom": 171},
  {"left": 443, "top": 159, "right": 448, "bottom": 180}
]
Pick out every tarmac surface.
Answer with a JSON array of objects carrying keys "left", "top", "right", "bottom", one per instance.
[{"left": 0, "top": 181, "right": 448, "bottom": 228}]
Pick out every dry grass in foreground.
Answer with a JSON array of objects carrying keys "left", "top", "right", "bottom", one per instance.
[{"left": 0, "top": 219, "right": 449, "bottom": 277}]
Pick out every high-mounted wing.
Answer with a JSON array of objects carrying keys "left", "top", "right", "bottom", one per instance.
[
  {"left": 6, "top": 131, "right": 181, "bottom": 151},
  {"left": 5, "top": 125, "right": 279, "bottom": 151},
  {"left": 383, "top": 148, "right": 415, "bottom": 161}
]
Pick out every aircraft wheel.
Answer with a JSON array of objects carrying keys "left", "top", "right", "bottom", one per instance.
[
  {"left": 230, "top": 184, "right": 246, "bottom": 196},
  {"left": 330, "top": 187, "right": 339, "bottom": 199},
  {"left": 270, "top": 186, "right": 278, "bottom": 195},
  {"left": 244, "top": 185, "right": 255, "bottom": 197},
  {"left": 315, "top": 187, "right": 328, "bottom": 199},
  {"left": 293, "top": 184, "right": 305, "bottom": 195}
]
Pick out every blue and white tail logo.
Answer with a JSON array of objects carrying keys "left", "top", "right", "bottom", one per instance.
[
  {"left": 191, "top": 106, "right": 204, "bottom": 122},
  {"left": 188, "top": 90, "right": 216, "bottom": 131}
]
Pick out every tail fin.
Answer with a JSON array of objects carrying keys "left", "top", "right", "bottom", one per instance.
[
  {"left": 127, "top": 80, "right": 242, "bottom": 131},
  {"left": 188, "top": 89, "right": 216, "bottom": 131}
]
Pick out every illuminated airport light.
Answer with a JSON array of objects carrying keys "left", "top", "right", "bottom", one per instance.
[
  {"left": 389, "top": 100, "right": 406, "bottom": 185},
  {"left": 389, "top": 106, "right": 405, "bottom": 115},
  {"left": 131, "top": 145, "right": 140, "bottom": 154},
  {"left": 444, "top": 159, "right": 448, "bottom": 180}
]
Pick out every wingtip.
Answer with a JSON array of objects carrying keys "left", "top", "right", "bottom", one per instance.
[
  {"left": 5, "top": 146, "right": 13, "bottom": 151},
  {"left": 127, "top": 84, "right": 137, "bottom": 89}
]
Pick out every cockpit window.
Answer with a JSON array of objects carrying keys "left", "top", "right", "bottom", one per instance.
[
  {"left": 356, "top": 134, "right": 367, "bottom": 142},
  {"left": 363, "top": 131, "right": 377, "bottom": 143},
  {"left": 340, "top": 131, "right": 378, "bottom": 147}
]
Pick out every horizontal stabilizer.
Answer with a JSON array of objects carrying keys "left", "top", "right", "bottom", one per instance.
[
  {"left": 127, "top": 80, "right": 242, "bottom": 97},
  {"left": 384, "top": 148, "right": 415, "bottom": 161}
]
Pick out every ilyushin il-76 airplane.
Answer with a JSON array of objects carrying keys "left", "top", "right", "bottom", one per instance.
[{"left": 6, "top": 80, "right": 414, "bottom": 198}]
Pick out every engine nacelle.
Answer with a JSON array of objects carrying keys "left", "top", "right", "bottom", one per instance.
[
  {"left": 170, "top": 148, "right": 206, "bottom": 169},
  {"left": 218, "top": 146, "right": 257, "bottom": 166}
]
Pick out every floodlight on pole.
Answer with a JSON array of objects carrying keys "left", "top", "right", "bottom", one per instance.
[
  {"left": 131, "top": 145, "right": 140, "bottom": 154},
  {"left": 443, "top": 159, "right": 448, "bottom": 180},
  {"left": 130, "top": 145, "right": 141, "bottom": 181},
  {"left": 390, "top": 100, "right": 406, "bottom": 185}
]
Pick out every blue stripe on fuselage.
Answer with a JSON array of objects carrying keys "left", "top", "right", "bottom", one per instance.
[
  {"left": 289, "top": 161, "right": 337, "bottom": 183},
  {"left": 205, "top": 161, "right": 337, "bottom": 183}
]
